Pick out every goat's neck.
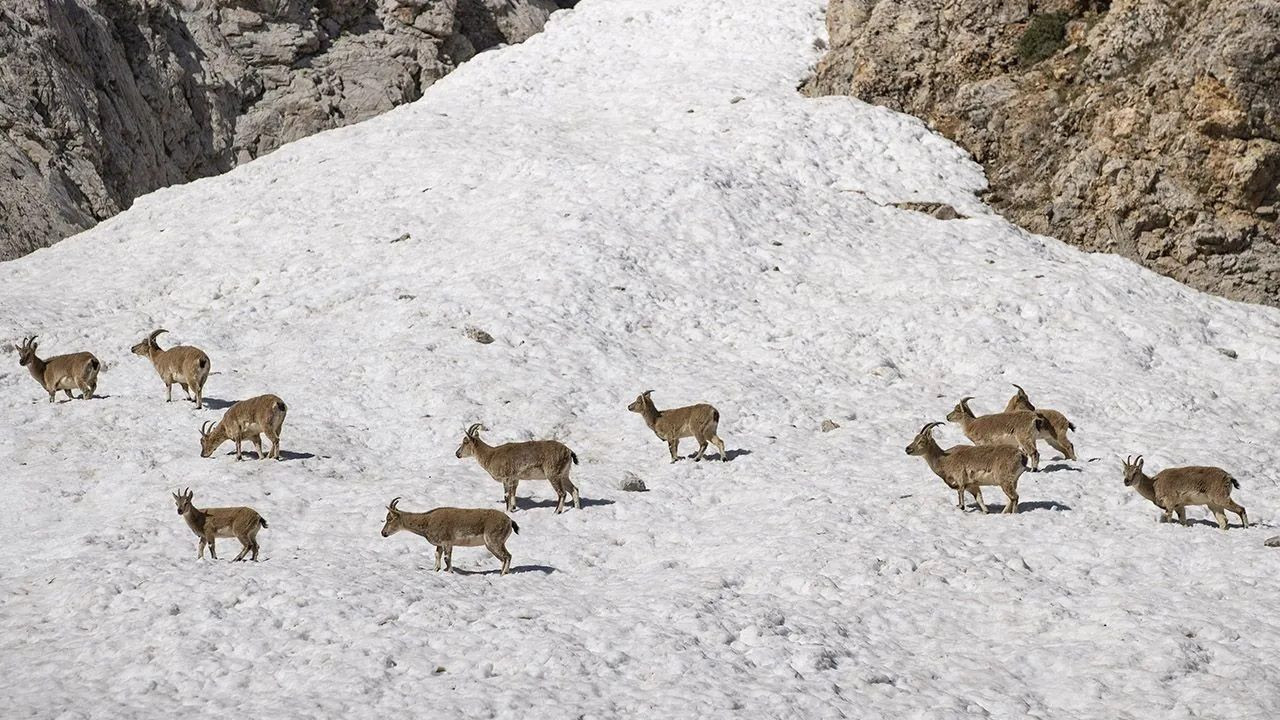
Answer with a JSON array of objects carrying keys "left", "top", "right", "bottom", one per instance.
[
  {"left": 471, "top": 437, "right": 497, "bottom": 464},
  {"left": 146, "top": 342, "right": 165, "bottom": 367},
  {"left": 25, "top": 356, "right": 48, "bottom": 385},
  {"left": 182, "top": 507, "right": 208, "bottom": 533},
  {"left": 639, "top": 400, "right": 662, "bottom": 429},
  {"left": 1131, "top": 472, "right": 1159, "bottom": 504},
  {"left": 918, "top": 438, "right": 950, "bottom": 478},
  {"left": 399, "top": 511, "right": 434, "bottom": 537}
]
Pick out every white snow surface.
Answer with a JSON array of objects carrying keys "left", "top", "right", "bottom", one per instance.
[{"left": 2, "top": 1, "right": 1280, "bottom": 717}]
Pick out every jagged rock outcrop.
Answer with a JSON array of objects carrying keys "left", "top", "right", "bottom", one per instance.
[
  {"left": 805, "top": 0, "right": 1280, "bottom": 305},
  {"left": 0, "top": 0, "right": 572, "bottom": 260}
]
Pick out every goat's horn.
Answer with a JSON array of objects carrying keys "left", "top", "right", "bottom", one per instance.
[
  {"left": 466, "top": 423, "right": 484, "bottom": 437},
  {"left": 919, "top": 421, "right": 942, "bottom": 434},
  {"left": 200, "top": 421, "right": 214, "bottom": 436},
  {"left": 388, "top": 497, "right": 401, "bottom": 511},
  {"left": 642, "top": 389, "right": 654, "bottom": 396},
  {"left": 1011, "top": 384, "right": 1025, "bottom": 393},
  {"left": 149, "top": 328, "right": 168, "bottom": 341}
]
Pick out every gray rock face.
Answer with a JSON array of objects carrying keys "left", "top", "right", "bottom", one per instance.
[
  {"left": 805, "top": 0, "right": 1280, "bottom": 306},
  {"left": 0, "top": 0, "right": 571, "bottom": 260}
]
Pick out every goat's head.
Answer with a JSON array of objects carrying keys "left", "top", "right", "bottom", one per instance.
[
  {"left": 455, "top": 423, "right": 487, "bottom": 459},
  {"left": 198, "top": 421, "right": 220, "bottom": 458},
  {"left": 945, "top": 397, "right": 975, "bottom": 423},
  {"left": 627, "top": 390, "right": 655, "bottom": 413},
  {"left": 1007, "top": 384, "right": 1034, "bottom": 412},
  {"left": 16, "top": 336, "right": 37, "bottom": 366},
  {"left": 131, "top": 329, "right": 167, "bottom": 357},
  {"left": 906, "top": 422, "right": 943, "bottom": 456},
  {"left": 1122, "top": 455, "right": 1146, "bottom": 487},
  {"left": 172, "top": 487, "right": 194, "bottom": 515},
  {"left": 381, "top": 497, "right": 404, "bottom": 537}
]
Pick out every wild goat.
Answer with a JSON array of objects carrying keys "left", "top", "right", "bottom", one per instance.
[
  {"left": 381, "top": 497, "right": 518, "bottom": 575},
  {"left": 627, "top": 390, "right": 726, "bottom": 462},
  {"left": 1004, "top": 384, "right": 1077, "bottom": 461},
  {"left": 455, "top": 423, "right": 580, "bottom": 513},
  {"left": 172, "top": 488, "right": 267, "bottom": 561},
  {"left": 15, "top": 336, "right": 100, "bottom": 402},
  {"left": 946, "top": 397, "right": 1051, "bottom": 471},
  {"left": 1122, "top": 455, "right": 1248, "bottom": 530},
  {"left": 906, "top": 422, "right": 1029, "bottom": 513},
  {"left": 131, "top": 329, "right": 210, "bottom": 409},
  {"left": 200, "top": 394, "right": 288, "bottom": 460}
]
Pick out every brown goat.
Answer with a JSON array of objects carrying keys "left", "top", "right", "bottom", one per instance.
[
  {"left": 455, "top": 423, "right": 580, "bottom": 513},
  {"left": 15, "top": 335, "right": 100, "bottom": 402},
  {"left": 1004, "top": 384, "right": 1076, "bottom": 461},
  {"left": 380, "top": 497, "right": 518, "bottom": 575},
  {"left": 172, "top": 488, "right": 267, "bottom": 561},
  {"left": 906, "top": 421, "right": 1029, "bottom": 513},
  {"left": 627, "top": 390, "right": 726, "bottom": 462},
  {"left": 200, "top": 394, "right": 288, "bottom": 460},
  {"left": 131, "top": 329, "right": 211, "bottom": 409},
  {"left": 946, "top": 397, "right": 1051, "bottom": 471},
  {"left": 1122, "top": 455, "right": 1248, "bottom": 530}
]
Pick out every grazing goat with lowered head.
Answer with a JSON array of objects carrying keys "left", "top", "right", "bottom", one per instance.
[
  {"left": 172, "top": 488, "right": 267, "bottom": 561},
  {"left": 455, "top": 423, "right": 580, "bottom": 513},
  {"left": 200, "top": 394, "right": 287, "bottom": 460},
  {"left": 381, "top": 497, "right": 519, "bottom": 575},
  {"left": 131, "top": 329, "right": 211, "bottom": 409},
  {"left": 1122, "top": 455, "right": 1248, "bottom": 530},
  {"left": 1004, "top": 384, "right": 1076, "bottom": 461},
  {"left": 627, "top": 390, "right": 726, "bottom": 462},
  {"left": 906, "top": 422, "right": 1029, "bottom": 513},
  {"left": 15, "top": 335, "right": 100, "bottom": 402}
]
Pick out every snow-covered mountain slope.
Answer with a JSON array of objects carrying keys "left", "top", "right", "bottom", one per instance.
[{"left": 2, "top": 0, "right": 1279, "bottom": 717}]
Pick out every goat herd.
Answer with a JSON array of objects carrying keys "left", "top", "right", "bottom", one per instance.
[{"left": 13, "top": 330, "right": 1251, "bottom": 575}]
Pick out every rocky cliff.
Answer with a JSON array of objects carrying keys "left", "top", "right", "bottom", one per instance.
[
  {"left": 805, "top": 0, "right": 1280, "bottom": 305},
  {"left": 0, "top": 0, "right": 571, "bottom": 260}
]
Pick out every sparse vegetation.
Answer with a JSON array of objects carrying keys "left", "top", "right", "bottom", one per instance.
[{"left": 1018, "top": 12, "right": 1070, "bottom": 66}]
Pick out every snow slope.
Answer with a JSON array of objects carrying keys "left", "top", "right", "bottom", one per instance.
[{"left": 3, "top": 0, "right": 1280, "bottom": 717}]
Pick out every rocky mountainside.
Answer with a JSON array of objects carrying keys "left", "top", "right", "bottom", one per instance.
[
  {"left": 0, "top": 0, "right": 571, "bottom": 261},
  {"left": 805, "top": 0, "right": 1280, "bottom": 305}
]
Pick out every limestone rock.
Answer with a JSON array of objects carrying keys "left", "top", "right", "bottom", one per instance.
[
  {"left": 0, "top": 0, "right": 572, "bottom": 260},
  {"left": 805, "top": 0, "right": 1280, "bottom": 305}
]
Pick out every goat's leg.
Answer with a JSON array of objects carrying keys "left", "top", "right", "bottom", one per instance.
[
  {"left": 1022, "top": 441, "right": 1040, "bottom": 471},
  {"left": 1002, "top": 484, "right": 1018, "bottom": 514},
  {"left": 503, "top": 479, "right": 518, "bottom": 512},
  {"left": 234, "top": 438, "right": 243, "bottom": 461},
  {"left": 434, "top": 545, "right": 444, "bottom": 572},
  {"left": 549, "top": 477, "right": 566, "bottom": 514},
  {"left": 486, "top": 538, "right": 512, "bottom": 575},
  {"left": 565, "top": 478, "right": 581, "bottom": 510},
  {"left": 444, "top": 546, "right": 454, "bottom": 572},
  {"left": 207, "top": 538, "right": 218, "bottom": 560},
  {"left": 1210, "top": 506, "right": 1229, "bottom": 531},
  {"left": 667, "top": 439, "right": 680, "bottom": 463},
  {"left": 973, "top": 486, "right": 989, "bottom": 514},
  {"left": 1227, "top": 500, "right": 1248, "bottom": 528},
  {"left": 233, "top": 535, "right": 252, "bottom": 561},
  {"left": 266, "top": 430, "right": 281, "bottom": 460},
  {"left": 166, "top": 382, "right": 173, "bottom": 403},
  {"left": 63, "top": 389, "right": 73, "bottom": 400},
  {"left": 711, "top": 434, "right": 727, "bottom": 461},
  {"left": 956, "top": 484, "right": 967, "bottom": 510},
  {"left": 198, "top": 539, "right": 207, "bottom": 560},
  {"left": 251, "top": 435, "right": 265, "bottom": 460},
  {"left": 693, "top": 437, "right": 708, "bottom": 461}
]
